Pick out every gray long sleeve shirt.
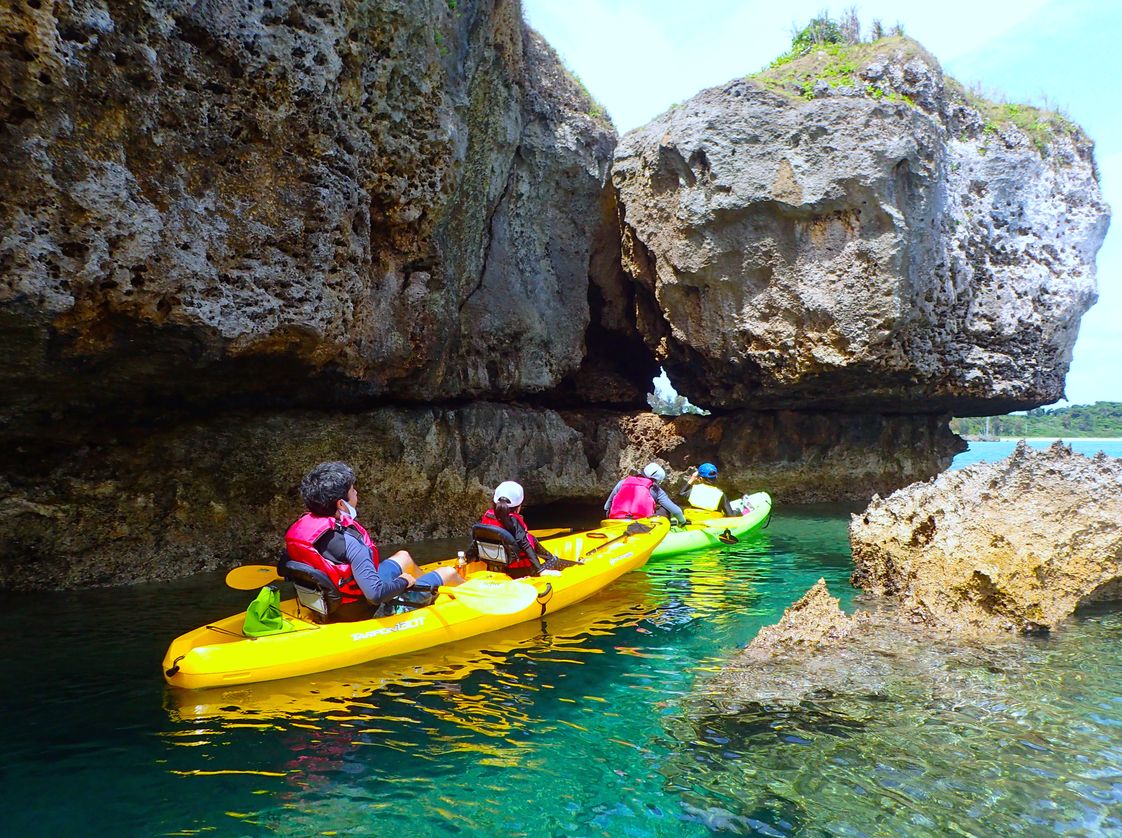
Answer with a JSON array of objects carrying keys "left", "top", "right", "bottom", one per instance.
[{"left": 343, "top": 529, "right": 409, "bottom": 604}]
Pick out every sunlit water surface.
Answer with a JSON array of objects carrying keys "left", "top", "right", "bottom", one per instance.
[{"left": 2, "top": 502, "right": 1120, "bottom": 836}]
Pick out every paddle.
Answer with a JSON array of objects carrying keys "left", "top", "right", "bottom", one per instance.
[
  {"left": 529, "top": 526, "right": 572, "bottom": 539},
  {"left": 584, "top": 521, "right": 653, "bottom": 557},
  {"left": 440, "top": 577, "right": 539, "bottom": 615},
  {"left": 226, "top": 565, "right": 283, "bottom": 590}
]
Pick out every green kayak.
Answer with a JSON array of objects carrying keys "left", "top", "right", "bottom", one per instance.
[{"left": 649, "top": 491, "right": 773, "bottom": 559}]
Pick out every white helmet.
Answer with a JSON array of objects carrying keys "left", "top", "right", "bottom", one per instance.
[
  {"left": 642, "top": 462, "right": 666, "bottom": 482},
  {"left": 493, "top": 480, "right": 525, "bottom": 507}
]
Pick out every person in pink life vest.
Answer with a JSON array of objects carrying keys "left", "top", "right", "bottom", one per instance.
[
  {"left": 604, "top": 462, "right": 686, "bottom": 526},
  {"left": 284, "top": 461, "right": 463, "bottom": 622}
]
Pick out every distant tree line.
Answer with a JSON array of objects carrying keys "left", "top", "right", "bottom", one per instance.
[
  {"left": 647, "top": 390, "right": 709, "bottom": 417},
  {"left": 951, "top": 403, "right": 1122, "bottom": 438}
]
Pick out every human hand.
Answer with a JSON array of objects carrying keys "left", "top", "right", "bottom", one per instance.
[{"left": 400, "top": 572, "right": 417, "bottom": 588}]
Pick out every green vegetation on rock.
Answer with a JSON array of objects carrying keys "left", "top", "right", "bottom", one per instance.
[
  {"left": 951, "top": 403, "right": 1122, "bottom": 438},
  {"left": 749, "top": 10, "right": 1079, "bottom": 157},
  {"left": 749, "top": 9, "right": 920, "bottom": 107}
]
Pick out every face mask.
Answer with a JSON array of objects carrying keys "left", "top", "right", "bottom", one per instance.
[{"left": 339, "top": 500, "right": 357, "bottom": 519}]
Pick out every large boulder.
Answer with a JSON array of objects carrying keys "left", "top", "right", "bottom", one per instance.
[
  {"left": 613, "top": 37, "right": 1110, "bottom": 413},
  {"left": 0, "top": 0, "right": 639, "bottom": 442},
  {"left": 850, "top": 441, "right": 1122, "bottom": 634}
]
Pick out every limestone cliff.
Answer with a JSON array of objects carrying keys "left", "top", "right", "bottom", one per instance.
[
  {"left": 0, "top": 9, "right": 1109, "bottom": 589},
  {"left": 0, "top": 0, "right": 641, "bottom": 435},
  {"left": 613, "top": 37, "right": 1110, "bottom": 413}
]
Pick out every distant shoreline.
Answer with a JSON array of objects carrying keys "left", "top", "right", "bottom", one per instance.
[{"left": 980, "top": 437, "right": 1122, "bottom": 442}]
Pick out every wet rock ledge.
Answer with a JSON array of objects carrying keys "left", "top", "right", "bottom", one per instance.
[
  {"left": 709, "top": 442, "right": 1122, "bottom": 709},
  {"left": 850, "top": 441, "right": 1122, "bottom": 635}
]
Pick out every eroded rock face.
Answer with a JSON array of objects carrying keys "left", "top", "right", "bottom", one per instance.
[
  {"left": 613, "top": 38, "right": 1110, "bottom": 413},
  {"left": 0, "top": 403, "right": 601, "bottom": 589},
  {"left": 850, "top": 441, "right": 1122, "bottom": 634},
  {"left": 574, "top": 408, "right": 964, "bottom": 503},
  {"left": 0, "top": 404, "right": 962, "bottom": 589},
  {"left": 0, "top": 0, "right": 632, "bottom": 438}
]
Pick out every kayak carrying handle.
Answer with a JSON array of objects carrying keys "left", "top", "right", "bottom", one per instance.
[
  {"left": 165, "top": 655, "right": 185, "bottom": 677},
  {"left": 537, "top": 582, "right": 553, "bottom": 616}
]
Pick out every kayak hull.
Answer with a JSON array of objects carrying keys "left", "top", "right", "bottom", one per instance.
[
  {"left": 650, "top": 491, "right": 772, "bottom": 559},
  {"left": 162, "top": 519, "right": 668, "bottom": 690}
]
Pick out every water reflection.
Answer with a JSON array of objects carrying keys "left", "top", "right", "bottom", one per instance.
[
  {"left": 164, "top": 580, "right": 661, "bottom": 729},
  {"left": 663, "top": 611, "right": 1122, "bottom": 836},
  {"left": 5, "top": 507, "right": 1122, "bottom": 836}
]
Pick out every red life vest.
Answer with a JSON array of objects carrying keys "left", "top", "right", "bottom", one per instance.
[
  {"left": 481, "top": 508, "right": 536, "bottom": 569},
  {"left": 284, "top": 512, "right": 378, "bottom": 603},
  {"left": 608, "top": 475, "right": 656, "bottom": 519}
]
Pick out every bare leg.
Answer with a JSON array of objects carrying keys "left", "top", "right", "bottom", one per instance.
[
  {"left": 434, "top": 566, "right": 465, "bottom": 586},
  {"left": 387, "top": 549, "right": 418, "bottom": 575}
]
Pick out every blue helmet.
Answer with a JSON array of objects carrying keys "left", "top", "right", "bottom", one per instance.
[{"left": 698, "top": 462, "right": 718, "bottom": 479}]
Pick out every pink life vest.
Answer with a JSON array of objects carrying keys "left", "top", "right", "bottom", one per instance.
[
  {"left": 608, "top": 475, "right": 656, "bottom": 519},
  {"left": 284, "top": 513, "right": 378, "bottom": 603}
]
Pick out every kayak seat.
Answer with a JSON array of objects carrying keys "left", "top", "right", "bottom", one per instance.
[
  {"left": 277, "top": 558, "right": 342, "bottom": 622},
  {"left": 470, "top": 523, "right": 522, "bottom": 571}
]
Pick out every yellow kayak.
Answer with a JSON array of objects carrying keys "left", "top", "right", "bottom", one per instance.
[
  {"left": 165, "top": 579, "right": 660, "bottom": 723},
  {"left": 162, "top": 518, "right": 668, "bottom": 690}
]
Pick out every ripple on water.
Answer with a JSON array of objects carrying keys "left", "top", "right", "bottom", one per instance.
[{"left": 1, "top": 508, "right": 1120, "bottom": 836}]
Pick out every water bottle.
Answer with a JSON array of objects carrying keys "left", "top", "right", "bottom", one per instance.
[{"left": 456, "top": 550, "right": 467, "bottom": 575}]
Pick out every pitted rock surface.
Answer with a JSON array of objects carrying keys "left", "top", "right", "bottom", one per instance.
[
  {"left": 0, "top": 0, "right": 628, "bottom": 431},
  {"left": 613, "top": 38, "right": 1109, "bottom": 412},
  {"left": 850, "top": 441, "right": 1122, "bottom": 634},
  {"left": 740, "top": 579, "right": 862, "bottom": 658}
]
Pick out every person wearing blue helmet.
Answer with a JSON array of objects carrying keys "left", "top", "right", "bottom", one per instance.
[{"left": 682, "top": 462, "right": 735, "bottom": 516}]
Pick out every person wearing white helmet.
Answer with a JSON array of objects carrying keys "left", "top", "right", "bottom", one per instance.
[
  {"left": 604, "top": 462, "right": 686, "bottom": 526},
  {"left": 479, "top": 480, "right": 560, "bottom": 578}
]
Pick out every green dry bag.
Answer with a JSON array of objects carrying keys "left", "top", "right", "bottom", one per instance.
[{"left": 243, "top": 584, "right": 294, "bottom": 637}]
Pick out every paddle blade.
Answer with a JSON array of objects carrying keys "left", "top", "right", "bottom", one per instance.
[
  {"left": 225, "top": 565, "right": 284, "bottom": 590},
  {"left": 448, "top": 578, "right": 539, "bottom": 615},
  {"left": 718, "top": 528, "right": 739, "bottom": 545}
]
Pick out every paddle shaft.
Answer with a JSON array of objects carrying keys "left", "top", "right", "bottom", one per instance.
[{"left": 584, "top": 522, "right": 651, "bottom": 557}]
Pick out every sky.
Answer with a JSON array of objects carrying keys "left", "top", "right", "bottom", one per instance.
[{"left": 523, "top": 0, "right": 1120, "bottom": 407}]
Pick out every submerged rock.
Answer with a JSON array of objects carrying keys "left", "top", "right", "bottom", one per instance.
[
  {"left": 740, "top": 578, "right": 861, "bottom": 657},
  {"left": 706, "top": 579, "right": 1019, "bottom": 706},
  {"left": 850, "top": 441, "right": 1122, "bottom": 634}
]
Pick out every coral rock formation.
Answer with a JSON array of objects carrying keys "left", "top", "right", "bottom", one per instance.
[
  {"left": 613, "top": 38, "right": 1109, "bottom": 413},
  {"left": 850, "top": 441, "right": 1122, "bottom": 634}
]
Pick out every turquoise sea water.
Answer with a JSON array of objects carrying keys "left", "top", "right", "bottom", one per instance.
[
  {"left": 951, "top": 437, "right": 1122, "bottom": 469},
  {"left": 2, "top": 498, "right": 1121, "bottom": 834}
]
